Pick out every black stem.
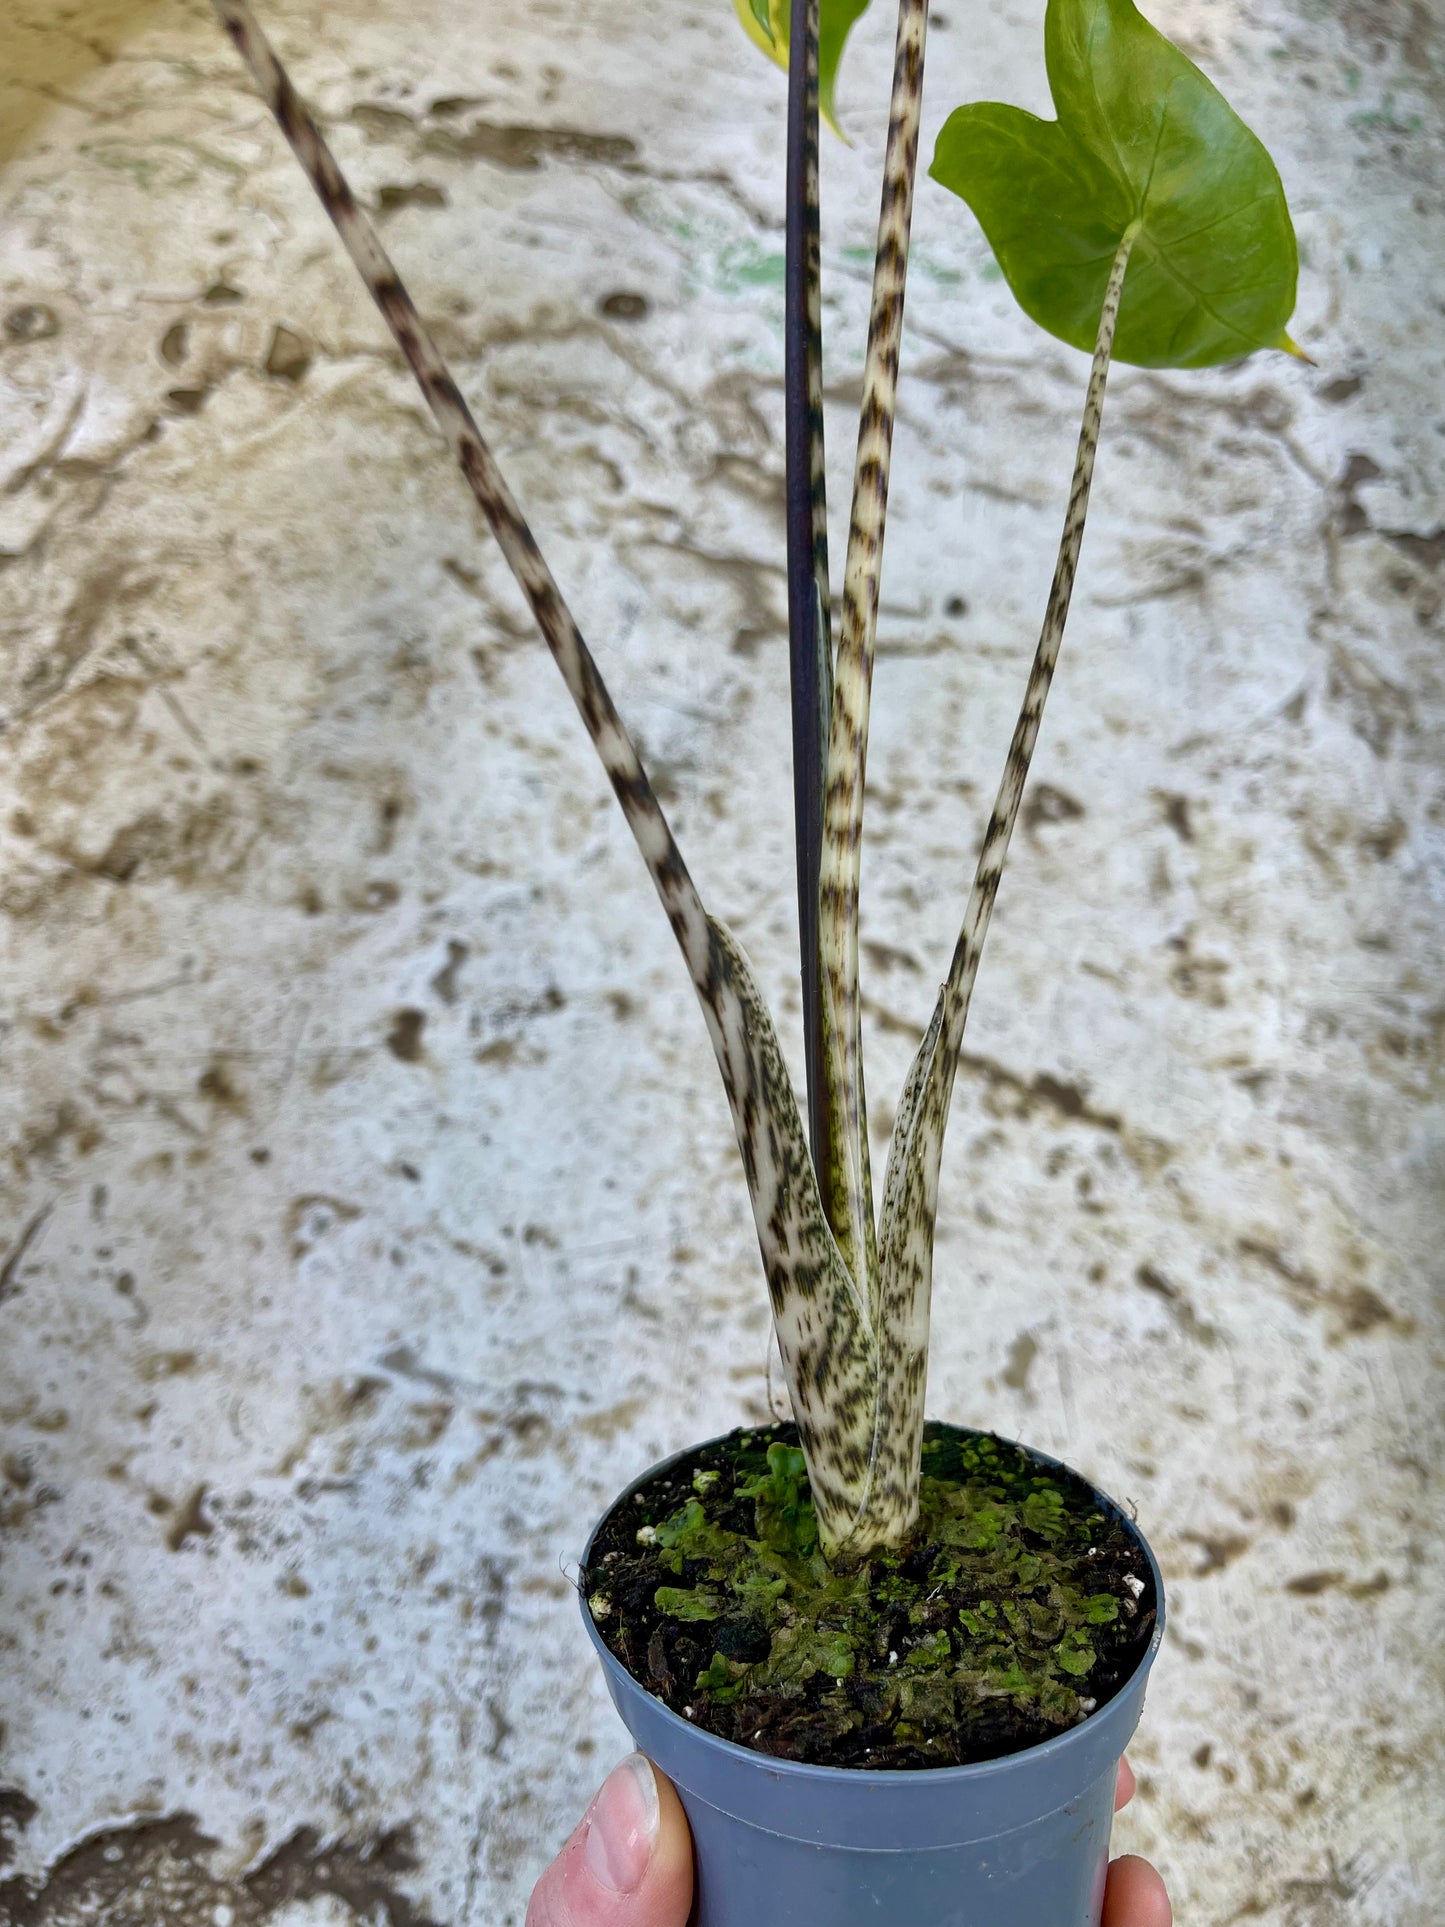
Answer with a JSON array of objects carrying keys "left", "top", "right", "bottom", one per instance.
[{"left": 785, "top": 0, "right": 831, "bottom": 1187}]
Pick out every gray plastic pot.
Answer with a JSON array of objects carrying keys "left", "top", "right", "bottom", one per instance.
[{"left": 579, "top": 1426, "right": 1164, "bottom": 1927}]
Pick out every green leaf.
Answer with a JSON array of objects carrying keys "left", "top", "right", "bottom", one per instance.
[
  {"left": 1055, "top": 1629, "right": 1098, "bottom": 1676},
  {"left": 733, "top": 0, "right": 786, "bottom": 65},
  {"left": 654, "top": 1586, "right": 726, "bottom": 1621},
  {"left": 738, "top": 1441, "right": 821, "bottom": 1559},
  {"left": 1024, "top": 1597, "right": 1062, "bottom": 1639},
  {"left": 1020, "top": 1486, "right": 1069, "bottom": 1541},
  {"left": 817, "top": 0, "right": 873, "bottom": 131},
  {"left": 938, "top": 1498, "right": 1005, "bottom": 1552},
  {"left": 655, "top": 1499, "right": 735, "bottom": 1559},
  {"left": 1012, "top": 1550, "right": 1044, "bottom": 1587},
  {"left": 696, "top": 1652, "right": 746, "bottom": 1697},
  {"left": 779, "top": 1624, "right": 856, "bottom": 1680},
  {"left": 730, "top": 0, "right": 875, "bottom": 135},
  {"left": 730, "top": 1569, "right": 789, "bottom": 1612},
  {"left": 820, "top": 1631, "right": 856, "bottom": 1679},
  {"left": 929, "top": 0, "right": 1300, "bottom": 367},
  {"left": 905, "top": 1629, "right": 952, "bottom": 1669},
  {"left": 976, "top": 1663, "right": 1032, "bottom": 1697}
]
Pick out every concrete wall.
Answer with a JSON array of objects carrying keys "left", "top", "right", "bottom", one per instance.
[{"left": 1, "top": 0, "right": 1441, "bottom": 1920}]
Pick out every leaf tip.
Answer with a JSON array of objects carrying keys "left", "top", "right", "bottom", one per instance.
[
  {"left": 1278, "top": 331, "right": 1316, "bottom": 366},
  {"left": 819, "top": 81, "right": 852, "bottom": 146}
]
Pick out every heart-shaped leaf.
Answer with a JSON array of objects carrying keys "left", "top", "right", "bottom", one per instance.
[
  {"left": 732, "top": 0, "right": 874, "bottom": 134},
  {"left": 929, "top": 0, "right": 1300, "bottom": 367}
]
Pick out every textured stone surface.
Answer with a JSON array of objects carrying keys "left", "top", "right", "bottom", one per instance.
[{"left": 1, "top": 0, "right": 1441, "bottom": 1922}]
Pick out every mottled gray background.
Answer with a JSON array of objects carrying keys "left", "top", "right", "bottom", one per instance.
[{"left": 1, "top": 0, "right": 1441, "bottom": 1921}]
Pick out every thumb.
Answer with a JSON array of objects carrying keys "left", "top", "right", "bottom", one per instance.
[{"left": 527, "top": 1753, "right": 694, "bottom": 1927}]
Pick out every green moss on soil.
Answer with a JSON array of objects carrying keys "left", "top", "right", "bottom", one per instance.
[{"left": 583, "top": 1423, "right": 1156, "bottom": 1769}]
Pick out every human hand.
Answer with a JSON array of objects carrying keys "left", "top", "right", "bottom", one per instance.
[
  {"left": 1107, "top": 1757, "right": 1173, "bottom": 1927},
  {"left": 526, "top": 1752, "right": 690, "bottom": 1927},
  {"left": 526, "top": 1750, "right": 1171, "bottom": 1926}
]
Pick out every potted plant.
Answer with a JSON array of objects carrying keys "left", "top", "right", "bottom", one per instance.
[{"left": 207, "top": 0, "right": 1301, "bottom": 1918}]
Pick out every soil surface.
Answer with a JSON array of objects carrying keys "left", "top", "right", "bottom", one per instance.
[{"left": 584, "top": 1423, "right": 1157, "bottom": 1768}]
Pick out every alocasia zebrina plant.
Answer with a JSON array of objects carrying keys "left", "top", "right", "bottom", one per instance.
[{"left": 207, "top": 0, "right": 1299, "bottom": 1561}]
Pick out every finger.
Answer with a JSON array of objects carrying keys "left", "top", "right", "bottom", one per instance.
[
  {"left": 1114, "top": 1756, "right": 1137, "bottom": 1811},
  {"left": 526, "top": 1753, "right": 693, "bottom": 1927},
  {"left": 1101, "top": 1853, "right": 1172, "bottom": 1927}
]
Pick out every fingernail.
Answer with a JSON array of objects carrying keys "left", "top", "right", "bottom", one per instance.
[{"left": 583, "top": 1753, "right": 659, "bottom": 1896}]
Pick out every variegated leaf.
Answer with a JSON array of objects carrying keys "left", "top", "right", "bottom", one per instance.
[
  {"left": 871, "top": 986, "right": 949, "bottom": 1539},
  {"left": 700, "top": 919, "right": 886, "bottom": 1556}
]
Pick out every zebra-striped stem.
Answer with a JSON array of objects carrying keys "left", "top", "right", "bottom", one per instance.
[
  {"left": 209, "top": 0, "right": 891, "bottom": 1557},
  {"left": 872, "top": 224, "right": 1140, "bottom": 1543},
  {"left": 818, "top": 0, "right": 930, "bottom": 1324},
  {"left": 940, "top": 224, "right": 1138, "bottom": 1047}
]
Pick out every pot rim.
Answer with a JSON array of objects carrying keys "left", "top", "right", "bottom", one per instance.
[{"left": 579, "top": 1419, "right": 1165, "bottom": 1787}]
